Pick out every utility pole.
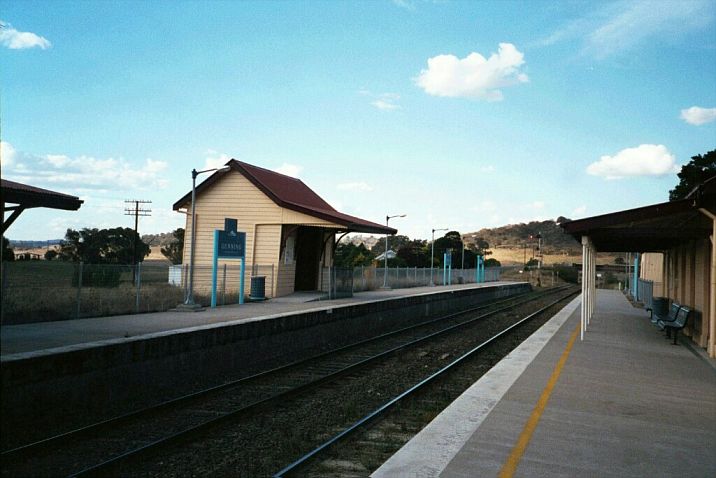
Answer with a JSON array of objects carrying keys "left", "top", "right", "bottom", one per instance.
[{"left": 124, "top": 200, "right": 152, "bottom": 266}]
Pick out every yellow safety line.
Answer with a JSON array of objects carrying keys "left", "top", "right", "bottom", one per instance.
[{"left": 497, "top": 324, "right": 581, "bottom": 478}]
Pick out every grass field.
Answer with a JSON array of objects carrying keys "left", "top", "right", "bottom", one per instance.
[{"left": 490, "top": 247, "right": 622, "bottom": 266}]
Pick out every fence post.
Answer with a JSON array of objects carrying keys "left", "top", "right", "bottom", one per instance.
[
  {"left": 271, "top": 264, "right": 275, "bottom": 298},
  {"left": 76, "top": 261, "right": 83, "bottom": 319},
  {"left": 135, "top": 262, "right": 142, "bottom": 313}
]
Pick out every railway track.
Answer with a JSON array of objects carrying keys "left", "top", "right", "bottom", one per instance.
[
  {"left": 274, "top": 290, "right": 577, "bottom": 477},
  {"left": 1, "top": 285, "right": 574, "bottom": 477}
]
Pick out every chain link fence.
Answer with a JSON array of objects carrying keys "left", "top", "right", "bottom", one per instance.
[
  {"left": 0, "top": 261, "right": 274, "bottom": 325},
  {"left": 350, "top": 266, "right": 505, "bottom": 292},
  {"left": 2, "top": 262, "right": 512, "bottom": 324}
]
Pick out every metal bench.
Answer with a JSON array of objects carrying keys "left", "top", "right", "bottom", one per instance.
[
  {"left": 651, "top": 301, "right": 680, "bottom": 325},
  {"left": 657, "top": 306, "right": 691, "bottom": 345}
]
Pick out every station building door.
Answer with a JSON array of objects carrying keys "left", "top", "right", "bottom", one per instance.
[{"left": 294, "top": 226, "right": 322, "bottom": 291}]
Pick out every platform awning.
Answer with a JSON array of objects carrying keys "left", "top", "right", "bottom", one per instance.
[
  {"left": 560, "top": 177, "right": 715, "bottom": 343},
  {"left": 560, "top": 178, "right": 715, "bottom": 252},
  {"left": 1, "top": 179, "right": 83, "bottom": 234}
]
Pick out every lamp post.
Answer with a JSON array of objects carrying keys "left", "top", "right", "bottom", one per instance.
[
  {"left": 183, "top": 165, "right": 231, "bottom": 308},
  {"left": 382, "top": 214, "right": 406, "bottom": 289},
  {"left": 431, "top": 227, "right": 448, "bottom": 286}
]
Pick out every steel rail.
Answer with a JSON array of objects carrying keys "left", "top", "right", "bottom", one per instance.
[
  {"left": 66, "top": 287, "right": 571, "bottom": 477},
  {"left": 273, "top": 290, "right": 578, "bottom": 477},
  {"left": 2, "top": 286, "right": 551, "bottom": 461}
]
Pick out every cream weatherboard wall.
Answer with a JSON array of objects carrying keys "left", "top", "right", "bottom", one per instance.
[
  {"left": 643, "top": 242, "right": 712, "bottom": 350},
  {"left": 180, "top": 171, "right": 341, "bottom": 297}
]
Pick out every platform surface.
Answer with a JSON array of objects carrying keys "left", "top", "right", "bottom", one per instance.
[
  {"left": 373, "top": 290, "right": 716, "bottom": 478},
  {"left": 0, "top": 281, "right": 520, "bottom": 357}
]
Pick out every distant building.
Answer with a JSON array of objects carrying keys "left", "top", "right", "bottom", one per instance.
[{"left": 173, "top": 160, "right": 395, "bottom": 297}]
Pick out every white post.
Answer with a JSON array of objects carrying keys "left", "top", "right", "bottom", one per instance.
[{"left": 581, "top": 236, "right": 588, "bottom": 340}]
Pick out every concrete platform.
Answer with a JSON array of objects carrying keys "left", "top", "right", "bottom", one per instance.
[
  {"left": 0, "top": 281, "right": 519, "bottom": 357},
  {"left": 373, "top": 290, "right": 716, "bottom": 477},
  {"left": 2, "top": 281, "right": 531, "bottom": 437}
]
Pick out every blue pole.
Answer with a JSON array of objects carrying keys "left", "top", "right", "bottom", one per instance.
[
  {"left": 211, "top": 230, "right": 219, "bottom": 308},
  {"left": 239, "top": 257, "right": 245, "bottom": 304},
  {"left": 442, "top": 252, "right": 447, "bottom": 285}
]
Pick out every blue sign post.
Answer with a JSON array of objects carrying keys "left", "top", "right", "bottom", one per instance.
[
  {"left": 476, "top": 255, "right": 485, "bottom": 283},
  {"left": 443, "top": 251, "right": 452, "bottom": 286},
  {"left": 211, "top": 218, "right": 246, "bottom": 308}
]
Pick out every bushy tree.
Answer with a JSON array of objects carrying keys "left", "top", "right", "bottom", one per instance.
[
  {"left": 370, "top": 234, "right": 411, "bottom": 256},
  {"left": 335, "top": 242, "right": 374, "bottom": 267},
  {"left": 58, "top": 227, "right": 150, "bottom": 264},
  {"left": 396, "top": 239, "right": 429, "bottom": 267},
  {"left": 161, "top": 228, "right": 184, "bottom": 264},
  {"left": 669, "top": 150, "right": 716, "bottom": 200}
]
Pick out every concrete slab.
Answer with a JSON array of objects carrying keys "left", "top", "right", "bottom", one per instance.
[
  {"left": 0, "top": 281, "right": 521, "bottom": 356},
  {"left": 373, "top": 290, "right": 716, "bottom": 478}
]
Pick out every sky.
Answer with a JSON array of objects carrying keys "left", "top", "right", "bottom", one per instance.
[{"left": 1, "top": 0, "right": 715, "bottom": 241}]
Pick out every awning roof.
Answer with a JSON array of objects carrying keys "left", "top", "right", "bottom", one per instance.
[
  {"left": 2, "top": 179, "right": 84, "bottom": 211},
  {"left": 2, "top": 179, "right": 84, "bottom": 235},
  {"left": 560, "top": 177, "right": 715, "bottom": 252},
  {"left": 173, "top": 159, "right": 397, "bottom": 235}
]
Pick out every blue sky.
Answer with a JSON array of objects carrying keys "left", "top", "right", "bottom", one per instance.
[{"left": 2, "top": 0, "right": 715, "bottom": 241}]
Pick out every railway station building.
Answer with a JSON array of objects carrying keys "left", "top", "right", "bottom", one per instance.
[
  {"left": 173, "top": 160, "right": 396, "bottom": 297},
  {"left": 562, "top": 177, "right": 716, "bottom": 357}
]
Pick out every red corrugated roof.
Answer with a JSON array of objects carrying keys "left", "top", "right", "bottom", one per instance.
[{"left": 173, "top": 159, "right": 397, "bottom": 235}]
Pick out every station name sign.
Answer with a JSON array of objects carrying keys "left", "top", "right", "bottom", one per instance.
[{"left": 217, "top": 218, "right": 246, "bottom": 259}]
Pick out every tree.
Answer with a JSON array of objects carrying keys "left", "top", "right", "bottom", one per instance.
[
  {"left": 669, "top": 150, "right": 716, "bottom": 200},
  {"left": 2, "top": 238, "right": 14, "bottom": 262},
  {"left": 58, "top": 227, "right": 150, "bottom": 264},
  {"left": 161, "top": 228, "right": 185, "bottom": 264},
  {"left": 334, "top": 242, "right": 374, "bottom": 267},
  {"left": 396, "top": 239, "right": 429, "bottom": 267},
  {"left": 44, "top": 249, "right": 58, "bottom": 261},
  {"left": 370, "top": 234, "right": 411, "bottom": 256}
]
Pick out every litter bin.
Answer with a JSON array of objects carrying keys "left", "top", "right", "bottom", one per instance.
[
  {"left": 250, "top": 276, "right": 266, "bottom": 301},
  {"left": 651, "top": 297, "right": 668, "bottom": 317}
]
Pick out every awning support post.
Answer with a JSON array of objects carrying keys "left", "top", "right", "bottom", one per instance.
[{"left": 581, "top": 236, "right": 588, "bottom": 340}]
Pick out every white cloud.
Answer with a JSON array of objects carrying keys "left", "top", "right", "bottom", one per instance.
[
  {"left": 414, "top": 43, "right": 528, "bottom": 100},
  {"left": 362, "top": 90, "right": 401, "bottom": 111},
  {"left": 479, "top": 165, "right": 495, "bottom": 173},
  {"left": 538, "top": 1, "right": 714, "bottom": 59},
  {"left": 392, "top": 0, "right": 415, "bottom": 10},
  {"left": 587, "top": 144, "right": 679, "bottom": 180},
  {"left": 680, "top": 106, "right": 716, "bottom": 126},
  {"left": 1, "top": 140, "right": 16, "bottom": 167},
  {"left": 273, "top": 163, "right": 302, "bottom": 178},
  {"left": 528, "top": 201, "right": 545, "bottom": 210},
  {"left": 571, "top": 205, "right": 587, "bottom": 216},
  {"left": 0, "top": 21, "right": 51, "bottom": 50},
  {"left": 0, "top": 141, "right": 169, "bottom": 191},
  {"left": 372, "top": 99, "right": 400, "bottom": 111},
  {"left": 337, "top": 181, "right": 373, "bottom": 192},
  {"left": 586, "top": 1, "right": 711, "bottom": 59},
  {"left": 203, "top": 150, "right": 231, "bottom": 170}
]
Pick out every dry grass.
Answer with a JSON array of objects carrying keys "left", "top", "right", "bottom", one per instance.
[{"left": 490, "top": 247, "right": 621, "bottom": 266}]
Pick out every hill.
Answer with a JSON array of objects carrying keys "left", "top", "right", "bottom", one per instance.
[{"left": 467, "top": 218, "right": 580, "bottom": 255}]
